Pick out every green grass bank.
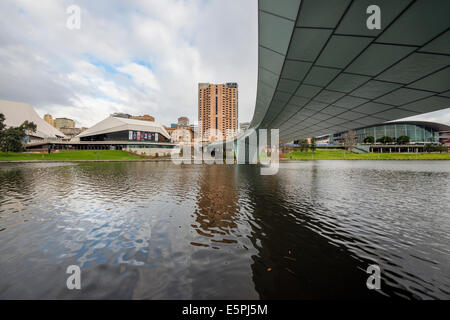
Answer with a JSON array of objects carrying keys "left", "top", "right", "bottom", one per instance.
[
  {"left": 0, "top": 150, "right": 142, "bottom": 161},
  {"left": 1, "top": 149, "right": 449, "bottom": 162},
  {"left": 283, "top": 148, "right": 450, "bottom": 160}
]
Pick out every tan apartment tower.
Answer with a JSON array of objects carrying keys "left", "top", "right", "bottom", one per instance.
[
  {"left": 43, "top": 114, "right": 54, "bottom": 127},
  {"left": 198, "top": 82, "right": 238, "bottom": 141},
  {"left": 54, "top": 117, "right": 75, "bottom": 129}
]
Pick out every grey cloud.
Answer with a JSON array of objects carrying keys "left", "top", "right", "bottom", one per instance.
[{"left": 0, "top": 0, "right": 258, "bottom": 127}]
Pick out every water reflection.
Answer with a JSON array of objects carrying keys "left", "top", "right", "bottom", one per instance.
[
  {"left": 236, "top": 165, "right": 382, "bottom": 299},
  {"left": 192, "top": 166, "right": 239, "bottom": 247},
  {"left": 0, "top": 161, "right": 449, "bottom": 299}
]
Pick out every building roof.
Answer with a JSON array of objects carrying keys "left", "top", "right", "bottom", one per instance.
[
  {"left": 387, "top": 120, "right": 450, "bottom": 132},
  {"left": 0, "top": 100, "right": 66, "bottom": 139},
  {"left": 330, "top": 120, "right": 450, "bottom": 136},
  {"left": 76, "top": 116, "right": 171, "bottom": 140}
]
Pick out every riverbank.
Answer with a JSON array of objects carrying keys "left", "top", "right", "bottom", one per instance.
[
  {"left": 283, "top": 149, "right": 450, "bottom": 160},
  {"left": 2, "top": 149, "right": 450, "bottom": 162}
]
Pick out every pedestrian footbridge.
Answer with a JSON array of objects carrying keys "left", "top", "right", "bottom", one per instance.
[{"left": 249, "top": 0, "right": 450, "bottom": 142}]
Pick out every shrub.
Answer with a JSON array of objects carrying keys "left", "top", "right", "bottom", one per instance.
[
  {"left": 377, "top": 136, "right": 393, "bottom": 144},
  {"left": 299, "top": 139, "right": 309, "bottom": 152},
  {"left": 396, "top": 135, "right": 410, "bottom": 144}
]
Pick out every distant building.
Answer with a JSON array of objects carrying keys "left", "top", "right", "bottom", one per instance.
[
  {"left": 110, "top": 112, "right": 132, "bottom": 119},
  {"left": 178, "top": 117, "right": 189, "bottom": 126},
  {"left": 131, "top": 114, "right": 155, "bottom": 122},
  {"left": 315, "top": 135, "right": 331, "bottom": 145},
  {"left": 110, "top": 113, "right": 155, "bottom": 122},
  {"left": 0, "top": 100, "right": 66, "bottom": 142},
  {"left": 165, "top": 117, "right": 192, "bottom": 141},
  {"left": 54, "top": 118, "right": 75, "bottom": 129},
  {"left": 44, "top": 114, "right": 54, "bottom": 126},
  {"left": 59, "top": 127, "right": 82, "bottom": 138},
  {"left": 165, "top": 125, "right": 194, "bottom": 143},
  {"left": 198, "top": 82, "right": 238, "bottom": 141},
  {"left": 44, "top": 113, "right": 85, "bottom": 139},
  {"left": 239, "top": 122, "right": 250, "bottom": 132},
  {"left": 440, "top": 131, "right": 450, "bottom": 145}
]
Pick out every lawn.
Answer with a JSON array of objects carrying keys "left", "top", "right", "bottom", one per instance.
[
  {"left": 0, "top": 150, "right": 142, "bottom": 161},
  {"left": 283, "top": 148, "right": 450, "bottom": 160}
]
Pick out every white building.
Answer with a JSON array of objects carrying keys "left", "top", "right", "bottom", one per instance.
[
  {"left": 0, "top": 100, "right": 66, "bottom": 142},
  {"left": 74, "top": 116, "right": 174, "bottom": 156}
]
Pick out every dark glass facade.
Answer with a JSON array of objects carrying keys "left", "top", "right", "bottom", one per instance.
[
  {"left": 80, "top": 130, "right": 170, "bottom": 143},
  {"left": 331, "top": 123, "right": 440, "bottom": 144}
]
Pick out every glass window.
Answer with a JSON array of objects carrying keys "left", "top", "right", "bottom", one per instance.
[
  {"left": 376, "top": 126, "right": 385, "bottom": 141},
  {"left": 407, "top": 125, "right": 416, "bottom": 142},
  {"left": 385, "top": 125, "right": 395, "bottom": 138},
  {"left": 396, "top": 124, "right": 407, "bottom": 137}
]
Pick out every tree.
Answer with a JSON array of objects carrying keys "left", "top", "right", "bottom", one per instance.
[
  {"left": 437, "top": 144, "right": 448, "bottom": 153},
  {"left": 0, "top": 117, "right": 37, "bottom": 155},
  {"left": 396, "top": 135, "right": 410, "bottom": 144},
  {"left": 309, "top": 137, "right": 317, "bottom": 153},
  {"left": 363, "top": 136, "right": 375, "bottom": 144},
  {"left": 377, "top": 136, "right": 393, "bottom": 144},
  {"left": 423, "top": 143, "right": 435, "bottom": 153},
  {"left": 299, "top": 139, "right": 309, "bottom": 152},
  {"left": 0, "top": 113, "right": 5, "bottom": 132}
]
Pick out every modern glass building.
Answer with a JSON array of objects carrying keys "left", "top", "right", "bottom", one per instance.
[
  {"left": 330, "top": 121, "right": 450, "bottom": 144},
  {"left": 76, "top": 116, "right": 171, "bottom": 143},
  {"left": 72, "top": 116, "right": 175, "bottom": 156}
]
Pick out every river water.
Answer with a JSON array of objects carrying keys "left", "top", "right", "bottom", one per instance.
[{"left": 0, "top": 160, "right": 449, "bottom": 299}]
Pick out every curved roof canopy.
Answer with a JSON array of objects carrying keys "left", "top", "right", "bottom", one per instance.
[
  {"left": 76, "top": 117, "right": 171, "bottom": 140},
  {"left": 0, "top": 100, "right": 66, "bottom": 139},
  {"left": 250, "top": 0, "right": 450, "bottom": 142},
  {"left": 387, "top": 120, "right": 450, "bottom": 132},
  {"left": 331, "top": 120, "right": 450, "bottom": 135}
]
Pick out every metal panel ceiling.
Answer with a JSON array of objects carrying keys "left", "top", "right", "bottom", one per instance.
[{"left": 250, "top": 0, "right": 450, "bottom": 142}]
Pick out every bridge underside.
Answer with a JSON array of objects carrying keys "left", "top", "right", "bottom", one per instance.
[{"left": 250, "top": 0, "right": 450, "bottom": 142}]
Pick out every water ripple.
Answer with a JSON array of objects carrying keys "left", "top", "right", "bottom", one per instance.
[{"left": 0, "top": 161, "right": 449, "bottom": 299}]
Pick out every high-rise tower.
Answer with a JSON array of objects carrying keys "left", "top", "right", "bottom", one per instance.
[{"left": 198, "top": 82, "right": 238, "bottom": 141}]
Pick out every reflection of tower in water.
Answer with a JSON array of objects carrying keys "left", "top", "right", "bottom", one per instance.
[{"left": 191, "top": 166, "right": 239, "bottom": 248}]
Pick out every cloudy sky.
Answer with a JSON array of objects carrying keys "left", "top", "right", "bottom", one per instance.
[
  {"left": 0, "top": 0, "right": 448, "bottom": 128},
  {"left": 0, "top": 0, "right": 258, "bottom": 128}
]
